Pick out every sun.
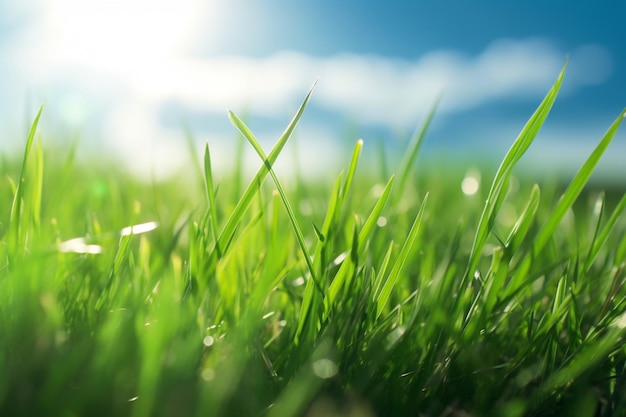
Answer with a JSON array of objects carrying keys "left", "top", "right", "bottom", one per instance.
[{"left": 41, "top": 0, "right": 210, "bottom": 70}]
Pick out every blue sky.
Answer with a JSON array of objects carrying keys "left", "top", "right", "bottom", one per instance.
[{"left": 1, "top": 1, "right": 624, "bottom": 180}]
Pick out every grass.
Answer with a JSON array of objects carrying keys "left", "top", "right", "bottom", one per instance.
[{"left": 2, "top": 63, "right": 626, "bottom": 416}]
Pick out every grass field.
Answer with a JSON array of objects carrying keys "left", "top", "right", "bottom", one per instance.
[{"left": 2, "top": 64, "right": 626, "bottom": 417}]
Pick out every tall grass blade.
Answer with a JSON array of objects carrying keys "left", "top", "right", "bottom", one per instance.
[
  {"left": 313, "top": 173, "right": 343, "bottom": 276},
  {"left": 532, "top": 109, "right": 626, "bottom": 258},
  {"left": 376, "top": 193, "right": 428, "bottom": 318},
  {"left": 356, "top": 177, "right": 395, "bottom": 254},
  {"left": 462, "top": 62, "right": 566, "bottom": 291},
  {"left": 326, "top": 176, "right": 394, "bottom": 308},
  {"left": 203, "top": 142, "right": 221, "bottom": 256},
  {"left": 8, "top": 105, "right": 43, "bottom": 254},
  {"left": 31, "top": 139, "right": 44, "bottom": 229},
  {"left": 584, "top": 193, "right": 626, "bottom": 273},
  {"left": 295, "top": 173, "right": 345, "bottom": 344},
  {"left": 505, "top": 183, "right": 541, "bottom": 253},
  {"left": 217, "top": 82, "right": 316, "bottom": 253},
  {"left": 342, "top": 139, "right": 363, "bottom": 200},
  {"left": 295, "top": 138, "right": 362, "bottom": 343},
  {"left": 396, "top": 99, "right": 439, "bottom": 200},
  {"left": 372, "top": 241, "right": 395, "bottom": 300},
  {"left": 228, "top": 110, "right": 322, "bottom": 295}
]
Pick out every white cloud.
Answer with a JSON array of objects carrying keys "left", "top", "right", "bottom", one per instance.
[
  {"left": 519, "top": 121, "right": 626, "bottom": 183},
  {"left": 66, "top": 38, "right": 607, "bottom": 127}
]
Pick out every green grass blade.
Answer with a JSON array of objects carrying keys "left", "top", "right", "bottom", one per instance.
[
  {"left": 203, "top": 142, "right": 221, "bottom": 256},
  {"left": 532, "top": 109, "right": 626, "bottom": 258},
  {"left": 505, "top": 183, "right": 541, "bottom": 253},
  {"left": 310, "top": 139, "right": 363, "bottom": 280},
  {"left": 396, "top": 98, "right": 439, "bottom": 200},
  {"left": 376, "top": 193, "right": 428, "bottom": 318},
  {"left": 584, "top": 193, "right": 626, "bottom": 273},
  {"left": 294, "top": 140, "right": 363, "bottom": 343},
  {"left": 8, "top": 105, "right": 43, "bottom": 253},
  {"left": 463, "top": 62, "right": 566, "bottom": 288},
  {"left": 296, "top": 172, "right": 345, "bottom": 344},
  {"left": 216, "top": 82, "right": 316, "bottom": 253},
  {"left": 341, "top": 139, "right": 363, "bottom": 200},
  {"left": 356, "top": 176, "right": 394, "bottom": 254},
  {"left": 31, "top": 138, "right": 44, "bottom": 229},
  {"left": 228, "top": 110, "right": 322, "bottom": 296},
  {"left": 538, "top": 310, "right": 626, "bottom": 398},
  {"left": 326, "top": 175, "right": 394, "bottom": 307},
  {"left": 372, "top": 241, "right": 395, "bottom": 301},
  {"left": 313, "top": 172, "right": 343, "bottom": 275}
]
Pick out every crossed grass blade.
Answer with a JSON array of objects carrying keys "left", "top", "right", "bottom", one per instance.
[
  {"left": 228, "top": 109, "right": 322, "bottom": 297},
  {"left": 216, "top": 81, "right": 317, "bottom": 255}
]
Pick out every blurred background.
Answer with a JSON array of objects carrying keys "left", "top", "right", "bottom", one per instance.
[{"left": 0, "top": 0, "right": 624, "bottom": 182}]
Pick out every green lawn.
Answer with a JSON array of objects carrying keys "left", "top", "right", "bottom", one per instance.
[{"left": 2, "top": 64, "right": 626, "bottom": 417}]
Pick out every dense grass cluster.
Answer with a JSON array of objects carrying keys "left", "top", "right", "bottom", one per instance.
[{"left": 2, "top": 65, "right": 626, "bottom": 416}]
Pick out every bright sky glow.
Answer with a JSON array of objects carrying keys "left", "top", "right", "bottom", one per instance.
[
  {"left": 41, "top": 0, "right": 206, "bottom": 65},
  {"left": 0, "top": 1, "right": 623, "bottom": 180}
]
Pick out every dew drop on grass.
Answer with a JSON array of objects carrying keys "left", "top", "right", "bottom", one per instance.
[
  {"left": 120, "top": 221, "right": 159, "bottom": 236},
  {"left": 312, "top": 359, "right": 338, "bottom": 379},
  {"left": 203, "top": 336, "right": 215, "bottom": 347},
  {"left": 377, "top": 216, "right": 388, "bottom": 227}
]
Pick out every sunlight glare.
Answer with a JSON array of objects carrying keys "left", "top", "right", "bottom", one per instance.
[
  {"left": 42, "top": 0, "right": 210, "bottom": 69},
  {"left": 120, "top": 221, "right": 159, "bottom": 236},
  {"left": 57, "top": 237, "right": 103, "bottom": 254},
  {"left": 461, "top": 169, "right": 481, "bottom": 196}
]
